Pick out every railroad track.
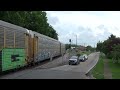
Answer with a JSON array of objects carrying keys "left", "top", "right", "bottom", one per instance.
[{"left": 0, "top": 55, "right": 62, "bottom": 76}]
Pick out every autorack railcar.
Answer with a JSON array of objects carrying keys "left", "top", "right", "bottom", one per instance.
[
  {"left": 31, "top": 31, "right": 62, "bottom": 63},
  {"left": 0, "top": 20, "right": 65, "bottom": 73},
  {"left": 0, "top": 20, "right": 28, "bottom": 72}
]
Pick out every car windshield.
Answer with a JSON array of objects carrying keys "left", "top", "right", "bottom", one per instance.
[
  {"left": 83, "top": 54, "right": 87, "bottom": 56},
  {"left": 79, "top": 56, "right": 84, "bottom": 58},
  {"left": 70, "top": 56, "right": 77, "bottom": 59}
]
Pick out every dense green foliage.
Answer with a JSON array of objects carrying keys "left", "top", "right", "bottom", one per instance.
[
  {"left": 0, "top": 11, "right": 58, "bottom": 40},
  {"left": 86, "top": 45, "right": 96, "bottom": 52},
  {"left": 65, "top": 44, "right": 77, "bottom": 50},
  {"left": 111, "top": 44, "right": 120, "bottom": 63},
  {"left": 108, "top": 59, "right": 120, "bottom": 79},
  {"left": 96, "top": 34, "right": 120, "bottom": 63},
  {"left": 65, "top": 43, "right": 96, "bottom": 53}
]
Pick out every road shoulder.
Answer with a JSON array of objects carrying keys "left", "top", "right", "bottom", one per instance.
[{"left": 103, "top": 59, "right": 112, "bottom": 79}]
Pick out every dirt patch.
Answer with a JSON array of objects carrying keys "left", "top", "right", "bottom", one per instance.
[
  {"left": 35, "top": 53, "right": 69, "bottom": 69},
  {"left": 103, "top": 59, "right": 112, "bottom": 79}
]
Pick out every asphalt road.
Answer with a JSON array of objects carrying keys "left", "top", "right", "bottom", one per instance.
[
  {"left": 0, "top": 52, "right": 100, "bottom": 79},
  {"left": 50, "top": 52, "right": 100, "bottom": 74}
]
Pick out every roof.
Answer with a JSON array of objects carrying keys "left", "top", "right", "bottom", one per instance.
[{"left": 0, "top": 20, "right": 28, "bottom": 33}]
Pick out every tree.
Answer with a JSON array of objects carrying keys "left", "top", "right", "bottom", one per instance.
[
  {"left": 96, "top": 41, "right": 103, "bottom": 52},
  {"left": 65, "top": 44, "right": 70, "bottom": 50},
  {"left": 86, "top": 45, "right": 96, "bottom": 52},
  {"left": 0, "top": 11, "right": 58, "bottom": 40},
  {"left": 111, "top": 44, "right": 120, "bottom": 63},
  {"left": 96, "top": 34, "right": 120, "bottom": 59}
]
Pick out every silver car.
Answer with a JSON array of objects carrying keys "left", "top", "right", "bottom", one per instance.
[
  {"left": 69, "top": 56, "right": 80, "bottom": 65},
  {"left": 83, "top": 54, "right": 88, "bottom": 60},
  {"left": 79, "top": 55, "right": 85, "bottom": 62}
]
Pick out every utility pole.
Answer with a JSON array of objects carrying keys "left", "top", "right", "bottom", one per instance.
[
  {"left": 75, "top": 35, "right": 77, "bottom": 54},
  {"left": 69, "top": 39, "right": 71, "bottom": 58},
  {"left": 69, "top": 39, "right": 71, "bottom": 49},
  {"left": 94, "top": 44, "right": 96, "bottom": 52},
  {"left": 84, "top": 43, "right": 85, "bottom": 47},
  {"left": 76, "top": 35, "right": 77, "bottom": 47},
  {"left": 84, "top": 43, "right": 86, "bottom": 51}
]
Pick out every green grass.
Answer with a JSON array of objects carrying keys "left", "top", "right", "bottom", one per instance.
[
  {"left": 91, "top": 54, "right": 104, "bottom": 79},
  {"left": 108, "top": 59, "right": 120, "bottom": 79},
  {"left": 92, "top": 53, "right": 120, "bottom": 79},
  {"left": 79, "top": 51, "right": 91, "bottom": 56}
]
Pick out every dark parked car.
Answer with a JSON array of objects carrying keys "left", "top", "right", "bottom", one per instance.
[
  {"left": 79, "top": 55, "right": 85, "bottom": 62},
  {"left": 69, "top": 56, "right": 80, "bottom": 65}
]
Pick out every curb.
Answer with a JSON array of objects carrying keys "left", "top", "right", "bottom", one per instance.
[{"left": 85, "top": 52, "right": 100, "bottom": 79}]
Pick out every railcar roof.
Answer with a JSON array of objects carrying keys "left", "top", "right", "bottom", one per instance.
[
  {"left": 0, "top": 20, "right": 28, "bottom": 32},
  {"left": 32, "top": 31, "right": 60, "bottom": 43},
  {"left": 0, "top": 20, "right": 64, "bottom": 44}
]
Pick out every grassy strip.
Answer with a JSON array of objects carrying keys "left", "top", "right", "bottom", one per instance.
[
  {"left": 108, "top": 59, "right": 120, "bottom": 79},
  {"left": 79, "top": 51, "right": 91, "bottom": 56},
  {"left": 91, "top": 53, "right": 104, "bottom": 79}
]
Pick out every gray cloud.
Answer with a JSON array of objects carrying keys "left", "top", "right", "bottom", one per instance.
[
  {"left": 54, "top": 24, "right": 112, "bottom": 47},
  {"left": 46, "top": 11, "right": 120, "bottom": 47},
  {"left": 76, "top": 26, "right": 96, "bottom": 46},
  {"left": 47, "top": 13, "right": 59, "bottom": 25},
  {"left": 93, "top": 29, "right": 111, "bottom": 43},
  {"left": 97, "top": 24, "right": 108, "bottom": 31},
  {"left": 76, "top": 26, "right": 112, "bottom": 47}
]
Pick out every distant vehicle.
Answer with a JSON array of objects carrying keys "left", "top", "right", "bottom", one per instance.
[
  {"left": 71, "top": 47, "right": 75, "bottom": 49},
  {"left": 83, "top": 54, "right": 88, "bottom": 60},
  {"left": 79, "top": 55, "right": 85, "bottom": 62},
  {"left": 69, "top": 56, "right": 80, "bottom": 65}
]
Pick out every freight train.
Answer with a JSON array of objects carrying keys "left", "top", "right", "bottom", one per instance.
[{"left": 0, "top": 20, "right": 65, "bottom": 73}]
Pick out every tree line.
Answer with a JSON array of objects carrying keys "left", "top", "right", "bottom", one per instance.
[
  {"left": 0, "top": 11, "right": 58, "bottom": 40},
  {"left": 96, "top": 34, "right": 120, "bottom": 63},
  {"left": 65, "top": 43, "right": 95, "bottom": 52}
]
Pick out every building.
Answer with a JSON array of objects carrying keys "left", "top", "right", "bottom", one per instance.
[{"left": 78, "top": 45, "right": 86, "bottom": 51}]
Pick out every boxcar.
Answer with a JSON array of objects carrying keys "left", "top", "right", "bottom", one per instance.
[
  {"left": 0, "top": 20, "right": 65, "bottom": 73},
  {"left": 31, "top": 31, "right": 61, "bottom": 63},
  {"left": 0, "top": 20, "right": 28, "bottom": 72}
]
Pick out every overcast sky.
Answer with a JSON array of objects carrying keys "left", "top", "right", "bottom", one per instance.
[{"left": 46, "top": 11, "right": 120, "bottom": 47}]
